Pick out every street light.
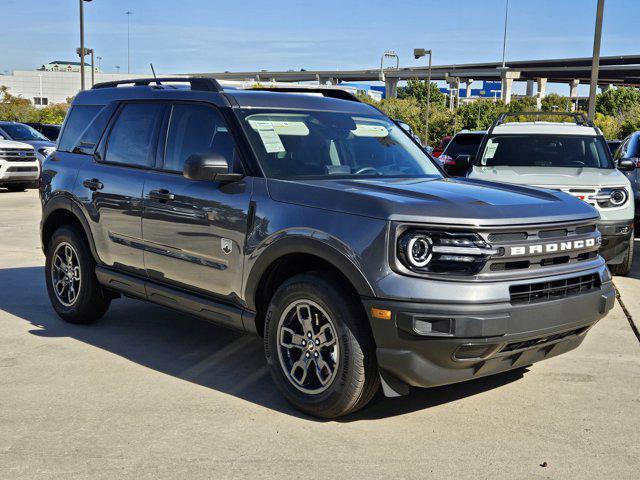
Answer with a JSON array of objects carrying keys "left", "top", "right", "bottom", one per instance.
[
  {"left": 97, "top": 56, "right": 102, "bottom": 71},
  {"left": 414, "top": 48, "right": 432, "bottom": 145},
  {"left": 115, "top": 65, "right": 121, "bottom": 73},
  {"left": 501, "top": 0, "right": 509, "bottom": 68},
  {"left": 38, "top": 74, "right": 43, "bottom": 107},
  {"left": 588, "top": 0, "right": 605, "bottom": 120},
  {"left": 126, "top": 10, "right": 133, "bottom": 73},
  {"left": 79, "top": 0, "right": 93, "bottom": 91},
  {"left": 379, "top": 51, "right": 399, "bottom": 82}
]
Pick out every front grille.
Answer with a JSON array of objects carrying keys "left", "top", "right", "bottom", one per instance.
[
  {"left": 499, "top": 327, "right": 589, "bottom": 353},
  {"left": 0, "top": 148, "right": 37, "bottom": 162},
  {"left": 509, "top": 273, "right": 600, "bottom": 304}
]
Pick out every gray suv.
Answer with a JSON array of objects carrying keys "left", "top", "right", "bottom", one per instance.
[{"left": 40, "top": 77, "right": 614, "bottom": 418}]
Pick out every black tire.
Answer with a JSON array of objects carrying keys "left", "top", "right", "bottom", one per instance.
[
  {"left": 264, "top": 272, "right": 379, "bottom": 418},
  {"left": 45, "top": 225, "right": 111, "bottom": 324},
  {"left": 609, "top": 227, "right": 634, "bottom": 276},
  {"left": 5, "top": 183, "right": 29, "bottom": 192}
]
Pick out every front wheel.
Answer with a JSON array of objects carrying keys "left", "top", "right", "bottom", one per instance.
[
  {"left": 609, "top": 227, "right": 634, "bottom": 276},
  {"left": 45, "top": 226, "right": 111, "bottom": 324},
  {"left": 264, "top": 272, "right": 379, "bottom": 418}
]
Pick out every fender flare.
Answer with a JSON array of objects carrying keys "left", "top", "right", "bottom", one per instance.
[
  {"left": 244, "top": 235, "right": 376, "bottom": 312},
  {"left": 41, "top": 194, "right": 101, "bottom": 263}
]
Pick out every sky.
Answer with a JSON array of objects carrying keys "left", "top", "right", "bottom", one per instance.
[{"left": 1, "top": 0, "right": 639, "bottom": 94}]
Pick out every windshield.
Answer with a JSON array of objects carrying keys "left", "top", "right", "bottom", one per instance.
[
  {"left": 478, "top": 134, "right": 613, "bottom": 169},
  {"left": 443, "top": 133, "right": 484, "bottom": 157},
  {"left": 238, "top": 109, "right": 442, "bottom": 180},
  {"left": 0, "top": 123, "right": 49, "bottom": 141}
]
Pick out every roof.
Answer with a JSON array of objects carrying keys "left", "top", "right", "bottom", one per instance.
[
  {"left": 48, "top": 61, "right": 82, "bottom": 66},
  {"left": 227, "top": 89, "right": 377, "bottom": 113},
  {"left": 492, "top": 122, "right": 598, "bottom": 136}
]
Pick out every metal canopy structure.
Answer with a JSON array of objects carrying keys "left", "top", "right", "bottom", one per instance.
[{"left": 197, "top": 55, "right": 640, "bottom": 86}]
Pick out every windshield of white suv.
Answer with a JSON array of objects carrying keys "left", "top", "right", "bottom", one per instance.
[
  {"left": 239, "top": 110, "right": 442, "bottom": 179},
  {"left": 0, "top": 123, "right": 49, "bottom": 141},
  {"left": 478, "top": 134, "right": 613, "bottom": 169}
]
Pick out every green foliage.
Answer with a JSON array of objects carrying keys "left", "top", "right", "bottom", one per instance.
[
  {"left": 376, "top": 97, "right": 423, "bottom": 138},
  {"left": 593, "top": 113, "right": 622, "bottom": 140},
  {"left": 540, "top": 93, "right": 573, "bottom": 112},
  {"left": 507, "top": 96, "right": 537, "bottom": 112},
  {"left": 596, "top": 87, "right": 640, "bottom": 117},
  {"left": 398, "top": 79, "right": 446, "bottom": 107},
  {"left": 0, "top": 85, "right": 69, "bottom": 125}
]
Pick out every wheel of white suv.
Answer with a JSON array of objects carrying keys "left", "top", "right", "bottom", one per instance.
[
  {"left": 264, "top": 272, "right": 379, "bottom": 418},
  {"left": 45, "top": 225, "right": 111, "bottom": 324},
  {"left": 610, "top": 227, "right": 634, "bottom": 276}
]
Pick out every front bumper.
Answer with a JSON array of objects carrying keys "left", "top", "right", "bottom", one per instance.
[
  {"left": 0, "top": 162, "right": 40, "bottom": 185},
  {"left": 599, "top": 219, "right": 634, "bottom": 265},
  {"left": 363, "top": 277, "right": 615, "bottom": 390}
]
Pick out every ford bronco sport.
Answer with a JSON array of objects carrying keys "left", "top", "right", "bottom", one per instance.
[
  {"left": 463, "top": 113, "right": 635, "bottom": 276},
  {"left": 40, "top": 78, "right": 615, "bottom": 418}
]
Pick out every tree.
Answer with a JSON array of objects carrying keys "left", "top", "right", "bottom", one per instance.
[
  {"left": 596, "top": 87, "right": 640, "bottom": 117},
  {"left": 507, "top": 96, "right": 537, "bottom": 112},
  {"left": 594, "top": 112, "right": 622, "bottom": 140},
  {"left": 398, "top": 79, "right": 445, "bottom": 107},
  {"left": 0, "top": 85, "right": 38, "bottom": 122},
  {"left": 541, "top": 93, "right": 573, "bottom": 112}
]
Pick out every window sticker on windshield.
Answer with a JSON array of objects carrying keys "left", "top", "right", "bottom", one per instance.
[
  {"left": 484, "top": 141, "right": 498, "bottom": 159},
  {"left": 253, "top": 120, "right": 286, "bottom": 153},
  {"left": 351, "top": 123, "right": 388, "bottom": 137}
]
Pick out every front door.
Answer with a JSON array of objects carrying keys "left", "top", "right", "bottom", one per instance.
[{"left": 142, "top": 102, "right": 252, "bottom": 302}]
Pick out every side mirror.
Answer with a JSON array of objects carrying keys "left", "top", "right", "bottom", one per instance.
[
  {"left": 455, "top": 154, "right": 473, "bottom": 172},
  {"left": 618, "top": 158, "right": 636, "bottom": 171},
  {"left": 183, "top": 152, "right": 243, "bottom": 183}
]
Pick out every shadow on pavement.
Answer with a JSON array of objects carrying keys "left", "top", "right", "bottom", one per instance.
[{"left": 0, "top": 265, "right": 526, "bottom": 422}]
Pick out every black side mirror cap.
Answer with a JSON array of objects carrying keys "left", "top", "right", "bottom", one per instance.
[
  {"left": 183, "top": 152, "right": 243, "bottom": 183},
  {"left": 455, "top": 154, "right": 474, "bottom": 171},
  {"left": 618, "top": 158, "right": 636, "bottom": 171}
]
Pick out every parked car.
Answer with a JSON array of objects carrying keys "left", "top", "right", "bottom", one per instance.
[
  {"left": 432, "top": 135, "right": 451, "bottom": 158},
  {"left": 464, "top": 112, "right": 635, "bottom": 275},
  {"left": 607, "top": 139, "right": 623, "bottom": 155},
  {"left": 0, "top": 138, "right": 40, "bottom": 191},
  {"left": 0, "top": 121, "right": 56, "bottom": 162},
  {"left": 612, "top": 131, "right": 640, "bottom": 226},
  {"left": 438, "top": 130, "right": 486, "bottom": 174},
  {"left": 24, "top": 122, "right": 62, "bottom": 142},
  {"left": 40, "top": 78, "right": 614, "bottom": 418}
]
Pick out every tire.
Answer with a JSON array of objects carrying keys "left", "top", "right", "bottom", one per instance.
[
  {"left": 5, "top": 183, "right": 29, "bottom": 192},
  {"left": 45, "top": 225, "right": 111, "bottom": 324},
  {"left": 264, "top": 272, "right": 379, "bottom": 418},
  {"left": 609, "top": 227, "right": 634, "bottom": 276}
]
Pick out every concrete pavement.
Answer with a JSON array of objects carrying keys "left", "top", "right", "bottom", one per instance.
[{"left": 0, "top": 190, "right": 638, "bottom": 479}]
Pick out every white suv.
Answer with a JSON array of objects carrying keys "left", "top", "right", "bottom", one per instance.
[
  {"left": 0, "top": 138, "right": 40, "bottom": 192},
  {"left": 463, "top": 113, "right": 635, "bottom": 275}
]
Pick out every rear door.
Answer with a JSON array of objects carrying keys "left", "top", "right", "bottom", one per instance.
[
  {"left": 141, "top": 102, "right": 252, "bottom": 301},
  {"left": 76, "top": 102, "right": 165, "bottom": 275}
]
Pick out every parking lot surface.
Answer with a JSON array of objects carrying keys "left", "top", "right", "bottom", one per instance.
[{"left": 1, "top": 190, "right": 638, "bottom": 480}]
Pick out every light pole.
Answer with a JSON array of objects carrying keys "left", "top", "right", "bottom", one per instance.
[
  {"left": 115, "top": 65, "right": 121, "bottom": 73},
  {"left": 38, "top": 74, "right": 43, "bottom": 107},
  {"left": 414, "top": 48, "right": 432, "bottom": 145},
  {"left": 588, "top": 0, "right": 605, "bottom": 120},
  {"left": 97, "top": 56, "right": 102, "bottom": 71},
  {"left": 126, "top": 10, "right": 133, "bottom": 73},
  {"left": 501, "top": 0, "right": 509, "bottom": 68},
  {"left": 79, "top": 0, "right": 93, "bottom": 90}
]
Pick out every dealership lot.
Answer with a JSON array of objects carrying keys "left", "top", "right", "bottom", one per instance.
[{"left": 0, "top": 190, "right": 638, "bottom": 479}]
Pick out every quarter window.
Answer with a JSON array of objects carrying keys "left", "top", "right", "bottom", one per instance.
[
  {"left": 105, "top": 103, "right": 163, "bottom": 168},
  {"left": 163, "top": 104, "right": 237, "bottom": 172},
  {"left": 58, "top": 105, "right": 103, "bottom": 152}
]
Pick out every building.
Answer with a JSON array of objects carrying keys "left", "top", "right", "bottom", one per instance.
[{"left": 39, "top": 60, "right": 101, "bottom": 73}]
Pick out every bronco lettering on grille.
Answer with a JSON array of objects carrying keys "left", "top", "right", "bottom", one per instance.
[{"left": 510, "top": 238, "right": 598, "bottom": 256}]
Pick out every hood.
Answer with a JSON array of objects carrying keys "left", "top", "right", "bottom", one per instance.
[
  {"left": 267, "top": 176, "right": 599, "bottom": 227},
  {"left": 0, "top": 139, "right": 35, "bottom": 150},
  {"left": 469, "top": 165, "right": 630, "bottom": 188},
  {"left": 17, "top": 140, "right": 56, "bottom": 151}
]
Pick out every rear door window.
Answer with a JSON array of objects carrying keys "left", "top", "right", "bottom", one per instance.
[{"left": 104, "top": 103, "right": 164, "bottom": 168}]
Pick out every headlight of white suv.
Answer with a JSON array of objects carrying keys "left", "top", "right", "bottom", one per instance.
[
  {"left": 589, "top": 187, "right": 629, "bottom": 208},
  {"left": 37, "top": 147, "right": 56, "bottom": 158}
]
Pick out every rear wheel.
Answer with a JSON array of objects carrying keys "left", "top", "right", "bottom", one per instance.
[
  {"left": 610, "top": 227, "right": 634, "bottom": 276},
  {"left": 264, "top": 272, "right": 379, "bottom": 418},
  {"left": 45, "top": 226, "right": 111, "bottom": 324},
  {"left": 5, "top": 183, "right": 29, "bottom": 192}
]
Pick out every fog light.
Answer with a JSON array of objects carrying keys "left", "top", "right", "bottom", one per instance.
[
  {"left": 454, "top": 344, "right": 496, "bottom": 360},
  {"left": 616, "top": 225, "right": 631, "bottom": 235},
  {"left": 413, "top": 317, "right": 453, "bottom": 336}
]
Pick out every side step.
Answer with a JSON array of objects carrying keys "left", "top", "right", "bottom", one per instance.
[{"left": 95, "top": 266, "right": 254, "bottom": 333}]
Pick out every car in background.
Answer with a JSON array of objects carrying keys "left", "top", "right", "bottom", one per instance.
[
  {"left": 25, "top": 122, "right": 62, "bottom": 141},
  {"left": 0, "top": 138, "right": 40, "bottom": 191},
  {"left": 437, "top": 130, "right": 486, "bottom": 174},
  {"left": 607, "top": 139, "right": 623, "bottom": 155},
  {"left": 432, "top": 135, "right": 451, "bottom": 158},
  {"left": 0, "top": 121, "right": 56, "bottom": 163},
  {"left": 464, "top": 112, "right": 635, "bottom": 275},
  {"left": 612, "top": 131, "right": 640, "bottom": 226}
]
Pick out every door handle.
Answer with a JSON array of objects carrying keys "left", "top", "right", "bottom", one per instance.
[
  {"left": 149, "top": 189, "right": 175, "bottom": 202},
  {"left": 82, "top": 178, "right": 103, "bottom": 191}
]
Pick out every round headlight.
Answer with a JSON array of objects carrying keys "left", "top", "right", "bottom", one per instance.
[
  {"left": 406, "top": 235, "right": 433, "bottom": 268},
  {"left": 610, "top": 189, "right": 627, "bottom": 206}
]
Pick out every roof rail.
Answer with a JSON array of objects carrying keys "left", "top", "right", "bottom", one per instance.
[
  {"left": 491, "top": 111, "right": 594, "bottom": 130},
  {"left": 248, "top": 86, "right": 361, "bottom": 103},
  {"left": 92, "top": 76, "right": 223, "bottom": 92}
]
